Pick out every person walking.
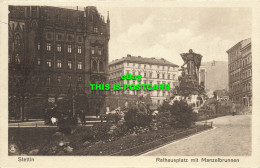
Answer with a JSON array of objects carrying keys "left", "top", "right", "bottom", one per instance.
[{"left": 232, "top": 103, "right": 236, "bottom": 116}]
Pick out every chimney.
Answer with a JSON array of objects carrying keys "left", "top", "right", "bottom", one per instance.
[
  {"left": 127, "top": 54, "right": 131, "bottom": 57},
  {"left": 138, "top": 56, "right": 141, "bottom": 58}
]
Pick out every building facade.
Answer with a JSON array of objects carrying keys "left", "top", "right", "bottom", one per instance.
[
  {"left": 199, "top": 60, "right": 229, "bottom": 96},
  {"left": 8, "top": 6, "right": 110, "bottom": 119},
  {"left": 226, "top": 38, "right": 252, "bottom": 105},
  {"left": 108, "top": 55, "right": 179, "bottom": 105}
]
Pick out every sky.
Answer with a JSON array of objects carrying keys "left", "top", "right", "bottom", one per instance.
[{"left": 85, "top": 7, "right": 251, "bottom": 66}]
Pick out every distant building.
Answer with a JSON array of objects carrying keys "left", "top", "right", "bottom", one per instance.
[
  {"left": 226, "top": 38, "right": 252, "bottom": 105},
  {"left": 199, "top": 60, "right": 229, "bottom": 95},
  {"left": 8, "top": 6, "right": 110, "bottom": 119},
  {"left": 108, "top": 55, "right": 179, "bottom": 105}
]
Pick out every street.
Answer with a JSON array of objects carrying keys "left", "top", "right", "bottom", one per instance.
[{"left": 143, "top": 114, "right": 251, "bottom": 156}]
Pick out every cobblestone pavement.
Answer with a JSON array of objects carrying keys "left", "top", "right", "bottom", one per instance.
[{"left": 143, "top": 114, "right": 251, "bottom": 156}]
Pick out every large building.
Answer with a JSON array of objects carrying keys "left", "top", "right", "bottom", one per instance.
[
  {"left": 226, "top": 38, "right": 252, "bottom": 105},
  {"left": 199, "top": 60, "right": 229, "bottom": 95},
  {"left": 108, "top": 55, "right": 179, "bottom": 105},
  {"left": 8, "top": 6, "right": 110, "bottom": 119}
]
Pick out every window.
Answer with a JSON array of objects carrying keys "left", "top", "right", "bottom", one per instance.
[
  {"left": 149, "top": 72, "right": 152, "bottom": 78},
  {"left": 144, "top": 72, "right": 146, "bottom": 77},
  {"left": 57, "top": 34, "right": 62, "bottom": 40},
  {"left": 37, "top": 58, "right": 41, "bottom": 65},
  {"left": 162, "top": 66, "right": 165, "bottom": 70},
  {"left": 98, "top": 48, "right": 102, "bottom": 55},
  {"left": 157, "top": 73, "right": 160, "bottom": 79},
  {"left": 47, "top": 43, "right": 51, "bottom": 51},
  {"left": 150, "top": 65, "right": 152, "bottom": 68},
  {"left": 68, "top": 75, "right": 72, "bottom": 80},
  {"left": 127, "top": 62, "right": 129, "bottom": 66},
  {"left": 168, "top": 74, "right": 170, "bottom": 79},
  {"left": 91, "top": 49, "right": 95, "bottom": 54},
  {"left": 68, "top": 61, "right": 72, "bottom": 69},
  {"left": 47, "top": 33, "right": 51, "bottom": 39},
  {"left": 133, "top": 63, "right": 135, "bottom": 67},
  {"left": 57, "top": 60, "right": 62, "bottom": 68},
  {"left": 144, "top": 80, "right": 147, "bottom": 84},
  {"left": 144, "top": 65, "right": 146, "bottom": 69},
  {"left": 78, "top": 62, "right": 82, "bottom": 70},
  {"left": 162, "top": 74, "right": 165, "bottom": 79},
  {"left": 99, "top": 61, "right": 104, "bottom": 72},
  {"left": 68, "top": 45, "right": 72, "bottom": 53},
  {"left": 47, "top": 75, "right": 51, "bottom": 84},
  {"left": 78, "top": 76, "right": 82, "bottom": 83},
  {"left": 47, "top": 59, "right": 51, "bottom": 67},
  {"left": 57, "top": 75, "right": 61, "bottom": 83},
  {"left": 172, "top": 74, "right": 175, "bottom": 79},
  {"left": 78, "top": 37, "right": 82, "bottom": 43},
  {"left": 94, "top": 26, "right": 98, "bottom": 33},
  {"left": 78, "top": 46, "right": 82, "bottom": 54},
  {"left": 68, "top": 35, "right": 73, "bottom": 41},
  {"left": 133, "top": 72, "right": 135, "bottom": 75},
  {"left": 15, "top": 54, "right": 20, "bottom": 64},
  {"left": 38, "top": 43, "right": 40, "bottom": 50},
  {"left": 57, "top": 44, "right": 61, "bottom": 52}
]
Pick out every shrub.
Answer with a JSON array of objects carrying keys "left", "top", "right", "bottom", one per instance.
[
  {"left": 124, "top": 106, "right": 138, "bottom": 129},
  {"left": 124, "top": 105, "right": 152, "bottom": 129},
  {"left": 91, "top": 123, "right": 111, "bottom": 141},
  {"left": 156, "top": 111, "right": 172, "bottom": 128},
  {"left": 58, "top": 116, "right": 77, "bottom": 134},
  {"left": 111, "top": 122, "right": 128, "bottom": 138},
  {"left": 105, "top": 113, "right": 121, "bottom": 123},
  {"left": 157, "top": 100, "right": 197, "bottom": 128},
  {"left": 136, "top": 112, "right": 152, "bottom": 127},
  {"left": 170, "top": 100, "right": 196, "bottom": 128}
]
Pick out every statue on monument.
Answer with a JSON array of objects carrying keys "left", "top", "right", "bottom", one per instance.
[
  {"left": 180, "top": 49, "right": 202, "bottom": 80},
  {"left": 177, "top": 49, "right": 204, "bottom": 96}
]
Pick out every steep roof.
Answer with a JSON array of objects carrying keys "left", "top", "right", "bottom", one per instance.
[{"left": 109, "top": 55, "right": 179, "bottom": 67}]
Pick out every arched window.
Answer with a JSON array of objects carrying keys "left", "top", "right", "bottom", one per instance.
[
  {"left": 92, "top": 60, "right": 97, "bottom": 72},
  {"left": 99, "top": 61, "right": 104, "bottom": 72},
  {"left": 14, "top": 34, "right": 22, "bottom": 64}
]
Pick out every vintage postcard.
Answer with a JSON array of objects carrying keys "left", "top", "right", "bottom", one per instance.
[{"left": 0, "top": 0, "right": 260, "bottom": 168}]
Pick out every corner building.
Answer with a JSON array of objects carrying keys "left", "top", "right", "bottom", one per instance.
[
  {"left": 8, "top": 6, "right": 110, "bottom": 118},
  {"left": 226, "top": 38, "right": 252, "bottom": 105},
  {"left": 109, "top": 55, "right": 179, "bottom": 105}
]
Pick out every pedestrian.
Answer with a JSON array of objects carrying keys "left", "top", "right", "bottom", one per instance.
[
  {"left": 232, "top": 103, "right": 236, "bottom": 116},
  {"left": 81, "top": 109, "right": 86, "bottom": 124}
]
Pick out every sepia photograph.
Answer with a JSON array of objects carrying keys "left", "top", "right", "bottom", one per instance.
[{"left": 1, "top": 1, "right": 260, "bottom": 168}]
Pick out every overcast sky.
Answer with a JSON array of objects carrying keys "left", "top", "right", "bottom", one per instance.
[{"left": 95, "top": 7, "right": 251, "bottom": 66}]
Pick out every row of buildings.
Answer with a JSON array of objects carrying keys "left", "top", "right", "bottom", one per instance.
[
  {"left": 8, "top": 5, "right": 252, "bottom": 120},
  {"left": 226, "top": 38, "right": 252, "bottom": 106}
]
